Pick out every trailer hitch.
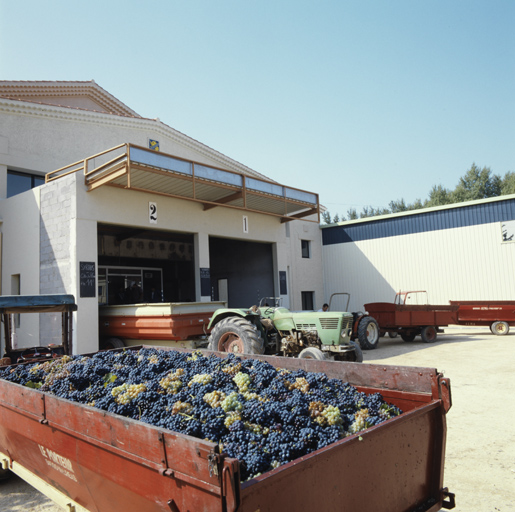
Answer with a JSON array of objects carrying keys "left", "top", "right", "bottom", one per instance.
[{"left": 441, "top": 488, "right": 456, "bottom": 509}]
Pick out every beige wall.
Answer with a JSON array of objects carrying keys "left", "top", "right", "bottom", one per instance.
[{"left": 0, "top": 189, "right": 41, "bottom": 353}]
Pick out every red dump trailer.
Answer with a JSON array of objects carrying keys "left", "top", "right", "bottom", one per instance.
[
  {"left": 0, "top": 347, "right": 455, "bottom": 512},
  {"left": 365, "top": 292, "right": 515, "bottom": 343},
  {"left": 451, "top": 300, "right": 515, "bottom": 335},
  {"left": 365, "top": 292, "right": 458, "bottom": 343}
]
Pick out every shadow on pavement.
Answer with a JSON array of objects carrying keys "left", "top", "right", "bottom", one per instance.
[{"left": 362, "top": 328, "right": 510, "bottom": 361}]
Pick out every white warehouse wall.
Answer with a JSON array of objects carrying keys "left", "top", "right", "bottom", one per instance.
[{"left": 323, "top": 216, "right": 515, "bottom": 314}]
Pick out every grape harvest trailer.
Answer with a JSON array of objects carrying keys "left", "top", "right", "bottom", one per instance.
[{"left": 0, "top": 346, "right": 455, "bottom": 512}]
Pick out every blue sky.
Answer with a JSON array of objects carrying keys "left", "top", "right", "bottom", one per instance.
[{"left": 1, "top": 1, "right": 513, "bottom": 216}]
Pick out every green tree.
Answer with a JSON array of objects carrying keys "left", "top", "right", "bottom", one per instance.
[
  {"left": 451, "top": 163, "right": 501, "bottom": 202},
  {"left": 425, "top": 184, "right": 453, "bottom": 207},
  {"left": 501, "top": 171, "right": 515, "bottom": 195}
]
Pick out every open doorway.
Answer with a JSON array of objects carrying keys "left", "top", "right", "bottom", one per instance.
[{"left": 209, "top": 237, "right": 274, "bottom": 307}]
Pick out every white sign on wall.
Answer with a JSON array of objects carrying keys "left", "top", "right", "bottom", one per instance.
[
  {"left": 501, "top": 220, "right": 515, "bottom": 242},
  {"left": 243, "top": 215, "right": 249, "bottom": 234},
  {"left": 149, "top": 202, "right": 157, "bottom": 224}
]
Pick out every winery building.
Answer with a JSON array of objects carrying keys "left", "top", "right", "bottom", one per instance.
[{"left": 0, "top": 80, "right": 323, "bottom": 354}]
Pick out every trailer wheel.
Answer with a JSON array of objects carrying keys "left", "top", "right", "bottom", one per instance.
[
  {"left": 102, "top": 337, "right": 125, "bottom": 350},
  {"left": 491, "top": 321, "right": 509, "bottom": 336},
  {"left": 388, "top": 331, "right": 398, "bottom": 339},
  {"left": 421, "top": 326, "right": 437, "bottom": 343},
  {"left": 208, "top": 317, "right": 265, "bottom": 355},
  {"left": 298, "top": 347, "right": 328, "bottom": 360},
  {"left": 357, "top": 316, "right": 380, "bottom": 350},
  {"left": 400, "top": 331, "right": 417, "bottom": 342}
]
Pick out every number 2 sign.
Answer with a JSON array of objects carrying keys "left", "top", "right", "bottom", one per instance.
[{"left": 149, "top": 202, "right": 157, "bottom": 224}]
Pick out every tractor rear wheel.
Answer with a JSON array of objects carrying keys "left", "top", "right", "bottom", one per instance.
[
  {"left": 208, "top": 317, "right": 265, "bottom": 355},
  {"left": 490, "top": 321, "right": 509, "bottom": 335},
  {"left": 357, "top": 316, "right": 380, "bottom": 350},
  {"left": 421, "top": 326, "right": 437, "bottom": 343}
]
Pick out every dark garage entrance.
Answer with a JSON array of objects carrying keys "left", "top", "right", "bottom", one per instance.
[
  {"left": 97, "top": 224, "right": 195, "bottom": 304},
  {"left": 209, "top": 237, "right": 274, "bottom": 308}
]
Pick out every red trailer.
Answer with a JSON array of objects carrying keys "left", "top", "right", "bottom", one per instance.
[
  {"left": 0, "top": 347, "right": 455, "bottom": 512},
  {"left": 99, "top": 301, "right": 226, "bottom": 350},
  {"left": 365, "top": 291, "right": 459, "bottom": 343},
  {"left": 451, "top": 300, "right": 515, "bottom": 335}
]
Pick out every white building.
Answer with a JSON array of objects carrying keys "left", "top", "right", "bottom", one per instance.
[
  {"left": 0, "top": 80, "right": 324, "bottom": 355},
  {"left": 322, "top": 196, "right": 515, "bottom": 313}
]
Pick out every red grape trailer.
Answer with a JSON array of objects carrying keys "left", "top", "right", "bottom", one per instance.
[{"left": 0, "top": 348, "right": 455, "bottom": 512}]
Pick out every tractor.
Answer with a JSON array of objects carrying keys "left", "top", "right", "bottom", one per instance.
[{"left": 207, "top": 297, "right": 365, "bottom": 362}]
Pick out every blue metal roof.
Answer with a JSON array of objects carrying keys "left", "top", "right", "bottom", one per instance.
[{"left": 322, "top": 198, "right": 515, "bottom": 245}]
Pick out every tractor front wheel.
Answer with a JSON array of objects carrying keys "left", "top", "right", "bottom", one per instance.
[
  {"left": 208, "top": 317, "right": 265, "bottom": 355},
  {"left": 357, "top": 316, "right": 380, "bottom": 350},
  {"left": 298, "top": 347, "right": 328, "bottom": 360}
]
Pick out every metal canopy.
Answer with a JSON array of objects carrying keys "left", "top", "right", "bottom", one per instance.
[{"left": 46, "top": 143, "right": 320, "bottom": 223}]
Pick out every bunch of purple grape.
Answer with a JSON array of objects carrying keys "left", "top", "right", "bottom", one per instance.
[{"left": 0, "top": 348, "right": 401, "bottom": 480}]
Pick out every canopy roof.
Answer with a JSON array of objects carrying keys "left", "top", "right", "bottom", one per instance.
[{"left": 47, "top": 144, "right": 320, "bottom": 223}]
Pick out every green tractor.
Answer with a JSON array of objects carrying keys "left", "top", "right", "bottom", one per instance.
[{"left": 207, "top": 297, "right": 365, "bottom": 362}]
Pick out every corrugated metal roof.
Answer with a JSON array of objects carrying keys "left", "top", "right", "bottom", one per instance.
[{"left": 322, "top": 195, "right": 515, "bottom": 245}]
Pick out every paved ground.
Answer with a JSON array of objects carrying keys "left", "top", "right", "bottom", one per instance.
[{"left": 0, "top": 326, "right": 514, "bottom": 511}]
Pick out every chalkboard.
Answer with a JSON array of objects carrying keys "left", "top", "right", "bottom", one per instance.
[
  {"left": 279, "top": 271, "right": 287, "bottom": 295},
  {"left": 80, "top": 261, "right": 96, "bottom": 298},
  {"left": 200, "top": 267, "right": 211, "bottom": 297}
]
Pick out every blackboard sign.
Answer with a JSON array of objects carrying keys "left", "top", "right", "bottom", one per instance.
[
  {"left": 80, "top": 261, "right": 96, "bottom": 298},
  {"left": 200, "top": 267, "right": 211, "bottom": 297},
  {"left": 279, "top": 271, "right": 287, "bottom": 295}
]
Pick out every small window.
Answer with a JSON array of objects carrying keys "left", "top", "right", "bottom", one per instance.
[
  {"left": 301, "top": 291, "right": 314, "bottom": 311},
  {"left": 301, "top": 240, "right": 311, "bottom": 258},
  {"left": 7, "top": 170, "right": 45, "bottom": 198}
]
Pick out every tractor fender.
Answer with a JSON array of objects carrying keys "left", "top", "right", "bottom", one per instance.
[{"left": 208, "top": 309, "right": 260, "bottom": 330}]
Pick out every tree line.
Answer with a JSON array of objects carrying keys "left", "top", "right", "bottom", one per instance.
[{"left": 322, "top": 164, "right": 515, "bottom": 224}]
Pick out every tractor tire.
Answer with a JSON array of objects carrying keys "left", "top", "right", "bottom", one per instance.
[
  {"left": 400, "top": 331, "right": 417, "bottom": 342},
  {"left": 298, "top": 347, "right": 328, "bottom": 360},
  {"left": 102, "top": 337, "right": 125, "bottom": 350},
  {"left": 349, "top": 340, "right": 363, "bottom": 362},
  {"left": 357, "top": 316, "right": 380, "bottom": 350},
  {"left": 208, "top": 317, "right": 265, "bottom": 355},
  {"left": 421, "top": 326, "right": 437, "bottom": 343},
  {"left": 490, "top": 321, "right": 509, "bottom": 336}
]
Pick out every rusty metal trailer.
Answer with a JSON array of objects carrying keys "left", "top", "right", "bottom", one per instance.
[
  {"left": 365, "top": 292, "right": 458, "bottom": 343},
  {"left": 0, "top": 347, "right": 454, "bottom": 512},
  {"left": 365, "top": 292, "right": 515, "bottom": 343},
  {"left": 450, "top": 300, "right": 515, "bottom": 335},
  {"left": 99, "top": 301, "right": 226, "bottom": 350}
]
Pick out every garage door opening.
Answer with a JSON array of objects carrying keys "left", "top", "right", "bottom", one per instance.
[
  {"left": 98, "top": 224, "right": 195, "bottom": 304},
  {"left": 209, "top": 237, "right": 274, "bottom": 308}
]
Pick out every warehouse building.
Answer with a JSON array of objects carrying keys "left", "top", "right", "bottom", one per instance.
[
  {"left": 321, "top": 196, "right": 515, "bottom": 313},
  {"left": 0, "top": 80, "right": 323, "bottom": 354}
]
